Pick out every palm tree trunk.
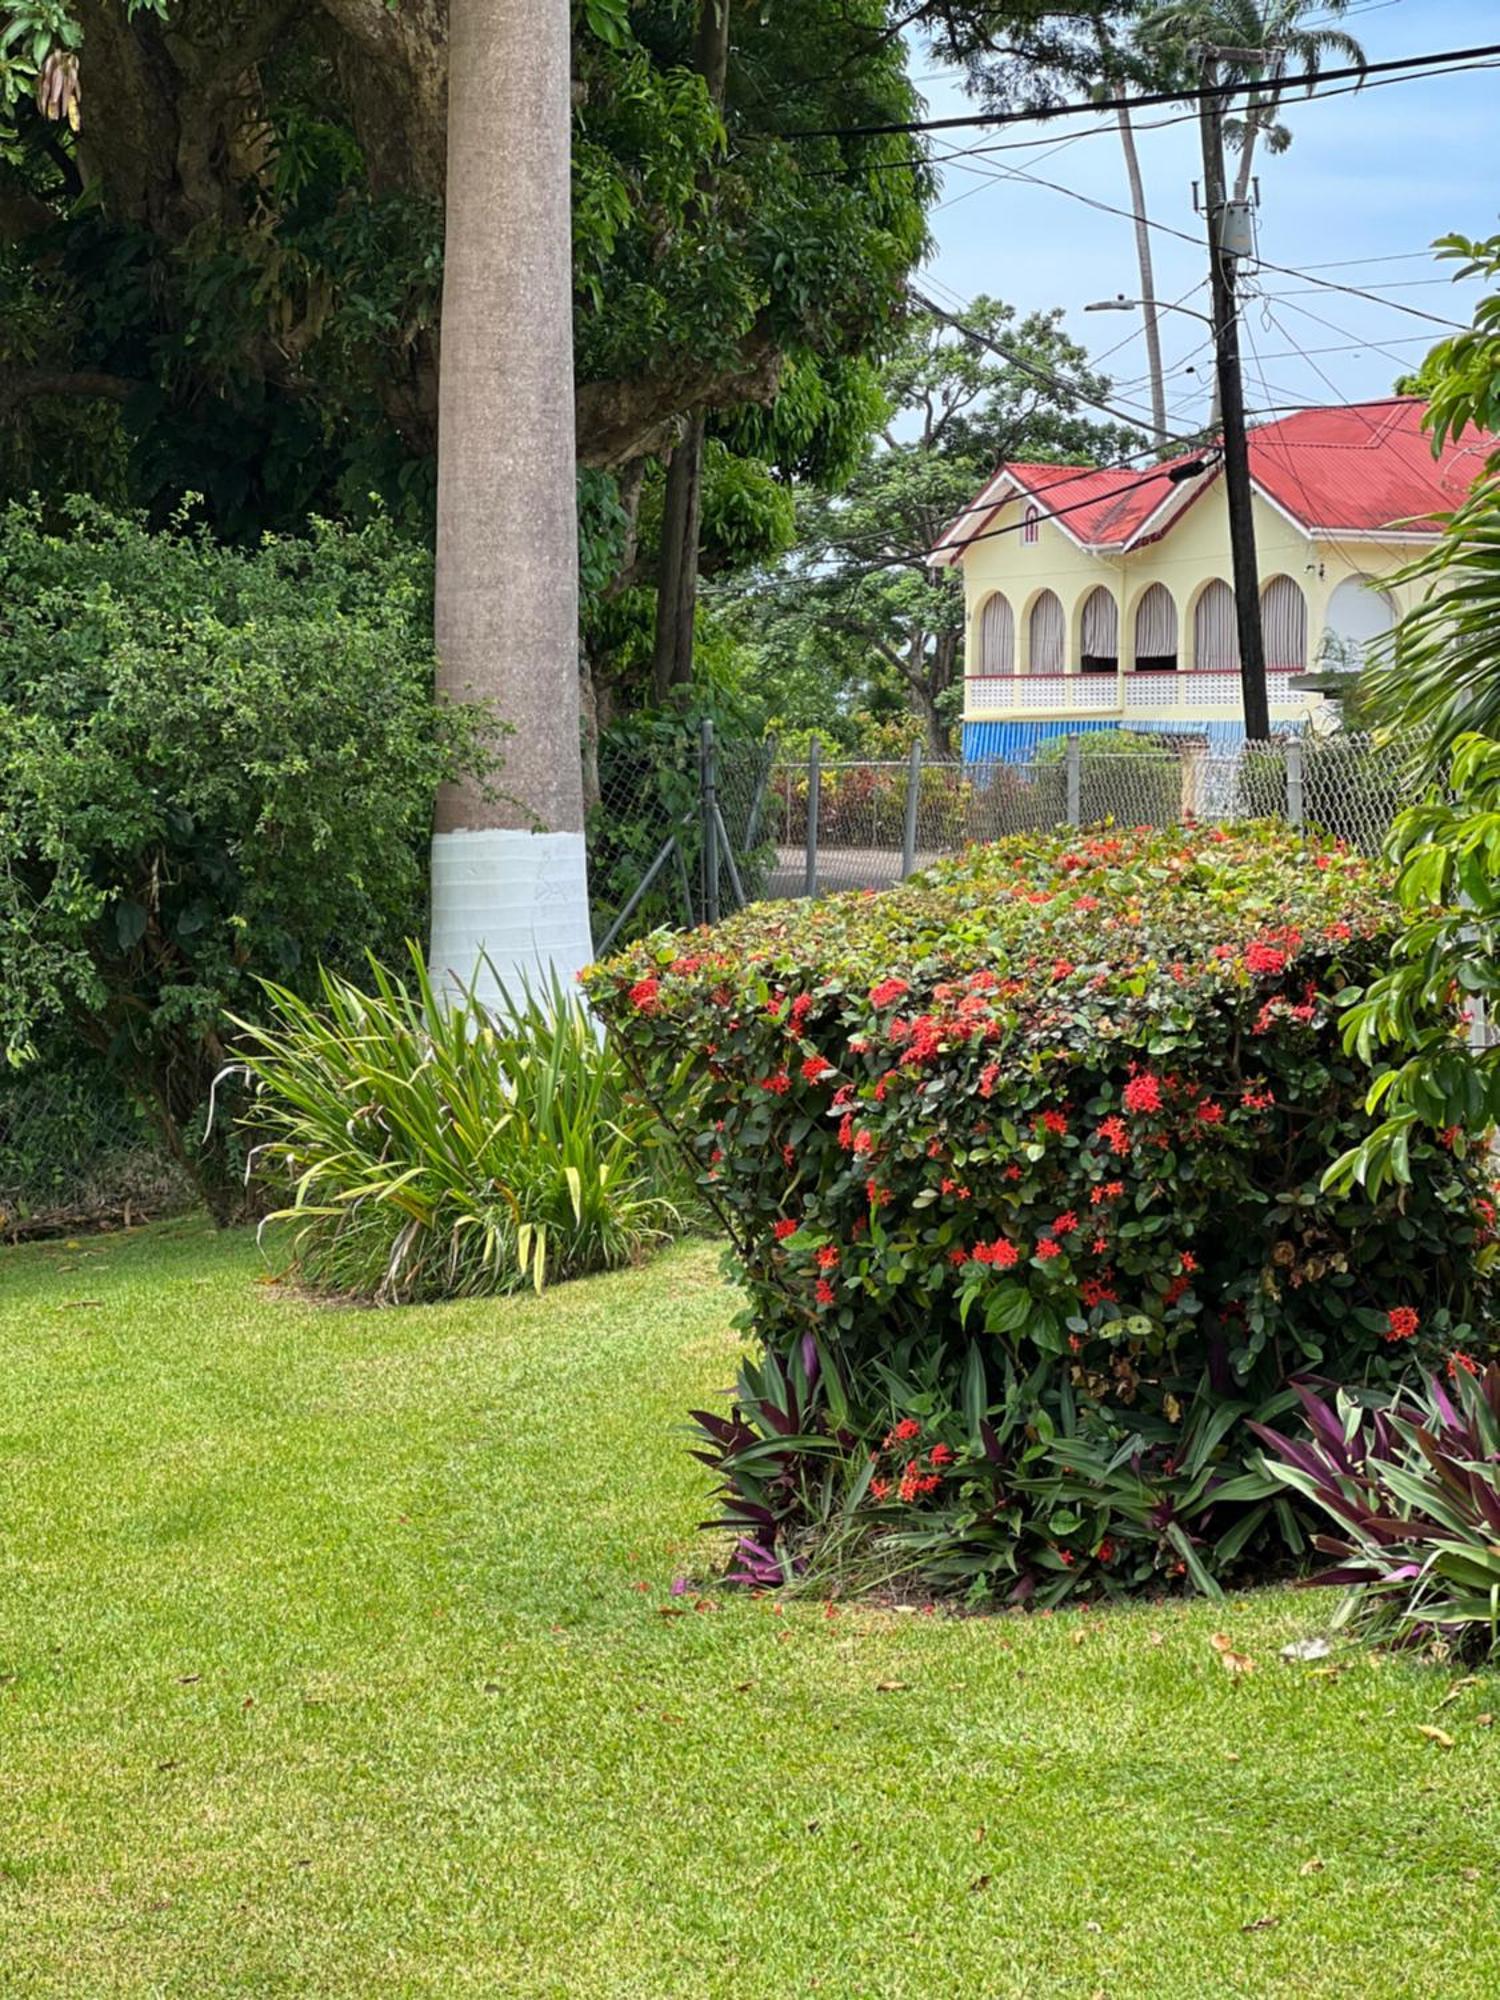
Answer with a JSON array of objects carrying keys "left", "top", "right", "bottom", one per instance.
[
  {"left": 1116, "top": 103, "right": 1168, "bottom": 451},
  {"left": 430, "top": 0, "right": 592, "bottom": 1001}
]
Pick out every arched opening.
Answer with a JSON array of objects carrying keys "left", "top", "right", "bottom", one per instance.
[
  {"left": 1260, "top": 575, "right": 1308, "bottom": 671},
  {"left": 1080, "top": 586, "right": 1119, "bottom": 674},
  {"left": 975, "top": 592, "right": 1015, "bottom": 676},
  {"left": 1325, "top": 574, "right": 1397, "bottom": 669},
  {"left": 1028, "top": 588, "right": 1065, "bottom": 675},
  {"left": 1132, "top": 583, "right": 1178, "bottom": 673},
  {"left": 1193, "top": 578, "right": 1239, "bottom": 672},
  {"left": 1022, "top": 504, "right": 1040, "bottom": 546}
]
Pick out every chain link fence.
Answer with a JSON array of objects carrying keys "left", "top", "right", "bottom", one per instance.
[{"left": 588, "top": 728, "right": 1432, "bottom": 951}]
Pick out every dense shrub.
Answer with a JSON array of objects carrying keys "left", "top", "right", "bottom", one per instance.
[
  {"left": 0, "top": 499, "right": 495, "bottom": 1219},
  {"left": 0, "top": 1047, "right": 190, "bottom": 1239},
  {"left": 587, "top": 824, "right": 1495, "bottom": 1604},
  {"left": 237, "top": 951, "right": 683, "bottom": 1303},
  {"left": 1256, "top": 1366, "right": 1500, "bottom": 1660}
]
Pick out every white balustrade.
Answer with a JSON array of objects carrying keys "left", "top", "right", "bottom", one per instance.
[{"left": 967, "top": 666, "right": 1313, "bottom": 723}]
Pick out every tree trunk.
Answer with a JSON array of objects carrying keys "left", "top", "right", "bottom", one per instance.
[
  {"left": 430, "top": 0, "right": 592, "bottom": 1003},
  {"left": 648, "top": 1, "right": 733, "bottom": 708},
  {"left": 650, "top": 413, "right": 707, "bottom": 706},
  {"left": 1116, "top": 103, "right": 1168, "bottom": 452}
]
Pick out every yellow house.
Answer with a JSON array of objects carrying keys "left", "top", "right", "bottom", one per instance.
[{"left": 931, "top": 399, "right": 1490, "bottom": 760}]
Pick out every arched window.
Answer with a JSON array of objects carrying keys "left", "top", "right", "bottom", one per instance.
[
  {"left": 1028, "top": 589, "right": 1065, "bottom": 675},
  {"left": 1325, "top": 575, "right": 1397, "bottom": 665},
  {"left": 1022, "top": 505, "right": 1040, "bottom": 546},
  {"left": 1193, "top": 579, "right": 1239, "bottom": 672},
  {"left": 1080, "top": 586, "right": 1119, "bottom": 673},
  {"left": 1132, "top": 583, "right": 1178, "bottom": 672},
  {"left": 1260, "top": 575, "right": 1308, "bottom": 671},
  {"left": 975, "top": 592, "right": 1015, "bottom": 676}
]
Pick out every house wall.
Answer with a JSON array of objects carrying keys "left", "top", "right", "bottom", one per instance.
[{"left": 958, "top": 480, "right": 1425, "bottom": 731}]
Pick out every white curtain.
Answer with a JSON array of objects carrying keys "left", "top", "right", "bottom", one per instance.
[
  {"left": 1029, "top": 590, "right": 1065, "bottom": 674},
  {"left": 1081, "top": 586, "right": 1118, "bottom": 661},
  {"left": 1194, "top": 579, "right": 1239, "bottom": 671},
  {"left": 1261, "top": 575, "right": 1307, "bottom": 670},
  {"left": 1133, "top": 583, "right": 1177, "bottom": 663},
  {"left": 977, "top": 592, "right": 1015, "bottom": 675}
]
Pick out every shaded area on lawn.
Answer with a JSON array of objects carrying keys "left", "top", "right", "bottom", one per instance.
[{"left": 2, "top": 1222, "right": 1499, "bottom": 1998}]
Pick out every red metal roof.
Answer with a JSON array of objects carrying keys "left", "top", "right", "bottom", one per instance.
[{"left": 931, "top": 400, "right": 1493, "bottom": 563}]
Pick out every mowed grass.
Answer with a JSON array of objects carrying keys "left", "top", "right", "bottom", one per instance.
[{"left": 3, "top": 1226, "right": 1499, "bottom": 1999}]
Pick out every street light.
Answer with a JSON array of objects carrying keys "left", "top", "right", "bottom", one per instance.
[{"left": 1084, "top": 295, "right": 1214, "bottom": 329}]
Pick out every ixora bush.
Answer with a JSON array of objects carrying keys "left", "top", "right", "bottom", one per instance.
[
  {"left": 1255, "top": 1366, "right": 1500, "bottom": 1661},
  {"left": 235, "top": 952, "right": 681, "bottom": 1303},
  {"left": 586, "top": 824, "right": 1496, "bottom": 1605}
]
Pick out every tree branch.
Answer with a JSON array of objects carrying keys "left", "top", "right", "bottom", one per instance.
[{"left": 0, "top": 369, "right": 142, "bottom": 413}]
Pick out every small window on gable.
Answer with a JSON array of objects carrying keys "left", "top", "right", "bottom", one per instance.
[{"left": 1022, "top": 505, "right": 1040, "bottom": 546}]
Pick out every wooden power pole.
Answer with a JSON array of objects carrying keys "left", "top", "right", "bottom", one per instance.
[{"left": 1197, "top": 47, "right": 1270, "bottom": 742}]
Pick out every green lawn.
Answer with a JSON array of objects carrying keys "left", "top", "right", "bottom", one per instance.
[{"left": 3, "top": 1224, "right": 1499, "bottom": 1998}]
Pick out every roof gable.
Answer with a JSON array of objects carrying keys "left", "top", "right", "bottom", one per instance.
[{"left": 931, "top": 399, "right": 1494, "bottom": 566}]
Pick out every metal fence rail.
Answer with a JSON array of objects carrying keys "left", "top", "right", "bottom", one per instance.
[{"left": 588, "top": 729, "right": 1432, "bottom": 951}]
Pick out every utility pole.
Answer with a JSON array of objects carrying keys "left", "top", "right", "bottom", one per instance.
[{"left": 1197, "top": 46, "right": 1270, "bottom": 742}]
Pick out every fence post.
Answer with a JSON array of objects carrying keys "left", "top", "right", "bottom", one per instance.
[
  {"left": 1065, "top": 733, "right": 1082, "bottom": 828},
  {"left": 901, "top": 740, "right": 923, "bottom": 879},
  {"left": 1285, "top": 734, "right": 1305, "bottom": 830},
  {"left": 700, "top": 717, "right": 720, "bottom": 926},
  {"left": 805, "top": 735, "right": 821, "bottom": 898}
]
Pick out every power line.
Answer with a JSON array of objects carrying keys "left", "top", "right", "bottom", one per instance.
[
  {"left": 782, "top": 40, "right": 1500, "bottom": 142},
  {"left": 930, "top": 150, "right": 1474, "bottom": 330}
]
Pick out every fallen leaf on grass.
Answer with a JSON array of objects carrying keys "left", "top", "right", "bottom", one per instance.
[
  {"left": 1241, "top": 1915, "right": 1280, "bottom": 1933},
  {"left": 1148, "top": 1630, "right": 1165, "bottom": 1647},
  {"left": 1223, "top": 1751, "right": 1241, "bottom": 1763},
  {"left": 968, "top": 1874, "right": 991, "bottom": 1894},
  {"left": 1209, "top": 1633, "right": 1255, "bottom": 1676},
  {"left": 1476, "top": 1714, "right": 1494, "bottom": 1729},
  {"left": 874, "top": 1680, "right": 909, "bottom": 1693},
  {"left": 1299, "top": 1858, "right": 1325, "bottom": 1876},
  {"left": 176, "top": 1675, "right": 200, "bottom": 1685},
  {"left": 1417, "top": 1725, "right": 1455, "bottom": 1749},
  {"left": 1070, "top": 1627, "right": 1088, "bottom": 1646},
  {"left": 733, "top": 1680, "right": 756, "bottom": 1693}
]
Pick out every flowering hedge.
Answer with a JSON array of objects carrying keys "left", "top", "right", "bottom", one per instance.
[{"left": 585, "top": 825, "right": 1495, "bottom": 1604}]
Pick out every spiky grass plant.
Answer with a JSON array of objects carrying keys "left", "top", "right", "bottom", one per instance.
[{"left": 234, "top": 949, "right": 680, "bottom": 1302}]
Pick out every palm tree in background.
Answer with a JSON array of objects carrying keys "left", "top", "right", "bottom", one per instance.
[
  {"left": 430, "top": 0, "right": 594, "bottom": 1003},
  {"left": 1119, "top": 0, "right": 1366, "bottom": 441}
]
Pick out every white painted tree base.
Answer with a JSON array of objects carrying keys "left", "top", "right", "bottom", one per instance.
[{"left": 429, "top": 828, "right": 594, "bottom": 1009}]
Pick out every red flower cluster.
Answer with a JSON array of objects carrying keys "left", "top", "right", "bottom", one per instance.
[
  {"left": 1122, "top": 1073, "right": 1163, "bottom": 1116},
  {"left": 1096, "top": 1116, "right": 1130, "bottom": 1156},
  {"left": 772, "top": 1218, "right": 798, "bottom": 1241},
  {"left": 884, "top": 1418, "right": 921, "bottom": 1447},
  {"left": 1448, "top": 1351, "right": 1481, "bottom": 1379},
  {"left": 1036, "top": 1109, "right": 1069, "bottom": 1137},
  {"left": 1386, "top": 1305, "right": 1420, "bottom": 1342},
  {"left": 759, "top": 1072, "right": 791, "bottom": 1095},
  {"left": 815, "top": 1245, "right": 840, "bottom": 1271},
  {"left": 869, "top": 977, "right": 910, "bottom": 1009},
  {"left": 628, "top": 977, "right": 661, "bottom": 1013},
  {"left": 1035, "top": 1239, "right": 1062, "bottom": 1262},
  {"left": 814, "top": 1278, "right": 837, "bottom": 1307},
  {"left": 973, "top": 1238, "right": 1020, "bottom": 1268},
  {"left": 1050, "top": 1210, "right": 1079, "bottom": 1237},
  {"left": 801, "top": 1053, "right": 834, "bottom": 1083}
]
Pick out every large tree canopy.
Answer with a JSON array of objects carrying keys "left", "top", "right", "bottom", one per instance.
[
  {"left": 0, "top": 2, "right": 1148, "bottom": 539},
  {"left": 0, "top": 0, "right": 931, "bottom": 534}
]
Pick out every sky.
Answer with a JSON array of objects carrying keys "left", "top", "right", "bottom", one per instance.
[{"left": 911, "top": 0, "right": 1499, "bottom": 442}]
